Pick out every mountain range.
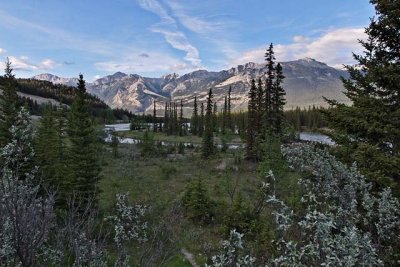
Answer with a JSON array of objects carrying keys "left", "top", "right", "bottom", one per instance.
[{"left": 32, "top": 58, "right": 349, "bottom": 115}]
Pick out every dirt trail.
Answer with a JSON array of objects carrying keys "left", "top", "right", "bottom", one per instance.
[{"left": 181, "top": 248, "right": 199, "bottom": 267}]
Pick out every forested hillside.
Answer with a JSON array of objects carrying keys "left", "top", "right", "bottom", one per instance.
[{"left": 0, "top": 76, "right": 134, "bottom": 121}]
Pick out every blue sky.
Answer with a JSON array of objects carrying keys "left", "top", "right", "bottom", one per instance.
[{"left": 0, "top": 0, "right": 374, "bottom": 80}]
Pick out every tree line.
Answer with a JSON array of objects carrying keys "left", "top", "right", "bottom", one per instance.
[
  {"left": 0, "top": 59, "right": 101, "bottom": 209},
  {"left": 246, "top": 43, "right": 286, "bottom": 161},
  {"left": 0, "top": 76, "right": 134, "bottom": 122}
]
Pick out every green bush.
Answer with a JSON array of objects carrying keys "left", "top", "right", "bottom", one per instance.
[
  {"left": 159, "top": 164, "right": 177, "bottom": 180},
  {"left": 182, "top": 178, "right": 214, "bottom": 223}
]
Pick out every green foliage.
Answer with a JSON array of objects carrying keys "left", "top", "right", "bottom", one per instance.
[
  {"left": 182, "top": 178, "right": 214, "bottom": 223},
  {"left": 202, "top": 89, "right": 214, "bottom": 158},
  {"left": 191, "top": 96, "right": 199, "bottom": 135},
  {"left": 285, "top": 106, "right": 328, "bottom": 131},
  {"left": 0, "top": 58, "right": 18, "bottom": 148},
  {"left": 324, "top": 0, "right": 400, "bottom": 189},
  {"left": 67, "top": 74, "right": 101, "bottom": 207},
  {"left": 224, "top": 193, "right": 253, "bottom": 234},
  {"left": 178, "top": 142, "right": 185, "bottom": 154},
  {"left": 220, "top": 135, "right": 229, "bottom": 153},
  {"left": 246, "top": 79, "right": 258, "bottom": 161},
  {"left": 140, "top": 131, "right": 156, "bottom": 157},
  {"left": 159, "top": 164, "right": 177, "bottom": 180},
  {"left": 35, "top": 105, "right": 69, "bottom": 207},
  {"left": 199, "top": 102, "right": 204, "bottom": 137},
  {"left": 110, "top": 135, "right": 119, "bottom": 158}
]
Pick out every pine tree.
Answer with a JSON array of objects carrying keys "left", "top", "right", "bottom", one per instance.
[
  {"left": 246, "top": 79, "right": 258, "bottom": 160},
  {"left": 191, "top": 96, "right": 198, "bottom": 135},
  {"left": 202, "top": 89, "right": 214, "bottom": 158},
  {"left": 227, "top": 86, "right": 233, "bottom": 131},
  {"left": 35, "top": 105, "right": 68, "bottom": 205},
  {"left": 264, "top": 43, "right": 275, "bottom": 135},
  {"left": 179, "top": 99, "right": 184, "bottom": 136},
  {"left": 67, "top": 74, "right": 101, "bottom": 207},
  {"left": 0, "top": 58, "right": 18, "bottom": 148},
  {"left": 199, "top": 103, "right": 204, "bottom": 137},
  {"left": 256, "top": 78, "right": 264, "bottom": 136},
  {"left": 164, "top": 102, "right": 168, "bottom": 134},
  {"left": 324, "top": 0, "right": 400, "bottom": 188},
  {"left": 153, "top": 100, "right": 157, "bottom": 133},
  {"left": 272, "top": 63, "right": 286, "bottom": 134},
  {"left": 174, "top": 102, "right": 178, "bottom": 135},
  {"left": 213, "top": 101, "right": 218, "bottom": 133},
  {"left": 222, "top": 96, "right": 228, "bottom": 134}
]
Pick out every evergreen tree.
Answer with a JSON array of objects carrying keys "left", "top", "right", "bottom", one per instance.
[
  {"left": 213, "top": 101, "right": 218, "bottom": 133},
  {"left": 272, "top": 63, "right": 286, "bottom": 134},
  {"left": 67, "top": 74, "right": 101, "bottom": 207},
  {"left": 256, "top": 78, "right": 264, "bottom": 136},
  {"left": 222, "top": 96, "right": 227, "bottom": 134},
  {"left": 35, "top": 105, "right": 68, "bottom": 206},
  {"left": 153, "top": 100, "right": 157, "bottom": 133},
  {"left": 246, "top": 79, "right": 258, "bottom": 161},
  {"left": 264, "top": 43, "right": 275, "bottom": 135},
  {"left": 163, "top": 102, "right": 168, "bottom": 134},
  {"left": 172, "top": 103, "right": 179, "bottom": 135},
  {"left": 191, "top": 96, "right": 198, "bottom": 135},
  {"left": 179, "top": 99, "right": 184, "bottom": 136},
  {"left": 202, "top": 89, "right": 214, "bottom": 158},
  {"left": 199, "top": 103, "right": 204, "bottom": 137},
  {"left": 0, "top": 58, "right": 18, "bottom": 148},
  {"left": 325, "top": 0, "right": 400, "bottom": 188},
  {"left": 227, "top": 86, "right": 233, "bottom": 131}
]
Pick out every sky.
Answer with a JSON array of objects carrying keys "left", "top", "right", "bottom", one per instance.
[{"left": 0, "top": 0, "right": 375, "bottom": 81}]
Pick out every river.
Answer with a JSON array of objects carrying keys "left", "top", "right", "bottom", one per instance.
[{"left": 104, "top": 124, "right": 334, "bottom": 147}]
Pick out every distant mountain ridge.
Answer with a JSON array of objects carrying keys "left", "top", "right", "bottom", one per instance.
[
  {"left": 32, "top": 73, "right": 78, "bottom": 87},
  {"left": 32, "top": 58, "right": 349, "bottom": 114}
]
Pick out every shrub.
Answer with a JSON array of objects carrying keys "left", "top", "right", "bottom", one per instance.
[{"left": 182, "top": 179, "right": 214, "bottom": 223}]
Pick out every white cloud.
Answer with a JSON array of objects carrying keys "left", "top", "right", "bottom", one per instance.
[
  {"left": 231, "top": 27, "right": 366, "bottom": 68},
  {"left": 136, "top": 0, "right": 201, "bottom": 68},
  {"left": 40, "top": 59, "right": 57, "bottom": 69},
  {"left": 4, "top": 56, "right": 58, "bottom": 72},
  {"left": 166, "top": 1, "right": 227, "bottom": 34},
  {"left": 0, "top": 48, "right": 6, "bottom": 54},
  {"left": 137, "top": 0, "right": 174, "bottom": 24},
  {"left": 150, "top": 27, "right": 201, "bottom": 66}
]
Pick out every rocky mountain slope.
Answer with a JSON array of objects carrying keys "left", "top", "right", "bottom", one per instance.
[
  {"left": 33, "top": 58, "right": 349, "bottom": 115},
  {"left": 32, "top": 73, "right": 78, "bottom": 87}
]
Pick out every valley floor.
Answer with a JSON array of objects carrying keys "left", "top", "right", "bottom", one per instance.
[{"left": 98, "top": 133, "right": 303, "bottom": 266}]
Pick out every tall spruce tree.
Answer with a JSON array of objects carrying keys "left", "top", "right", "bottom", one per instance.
[
  {"left": 153, "top": 100, "right": 157, "bottom": 132},
  {"left": 199, "top": 103, "right": 204, "bottom": 137},
  {"left": 67, "top": 74, "right": 101, "bottom": 207},
  {"left": 35, "top": 105, "right": 69, "bottom": 207},
  {"left": 164, "top": 102, "right": 169, "bottom": 134},
  {"left": 272, "top": 63, "right": 286, "bottom": 134},
  {"left": 264, "top": 43, "right": 275, "bottom": 135},
  {"left": 213, "top": 101, "right": 218, "bottom": 133},
  {"left": 179, "top": 99, "right": 184, "bottom": 136},
  {"left": 256, "top": 78, "right": 264, "bottom": 136},
  {"left": 246, "top": 79, "right": 258, "bottom": 160},
  {"left": 191, "top": 96, "right": 198, "bottom": 135},
  {"left": 0, "top": 58, "right": 18, "bottom": 148},
  {"left": 227, "top": 86, "right": 232, "bottom": 131},
  {"left": 325, "top": 0, "right": 400, "bottom": 189},
  {"left": 202, "top": 89, "right": 214, "bottom": 158},
  {"left": 222, "top": 96, "right": 228, "bottom": 134}
]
